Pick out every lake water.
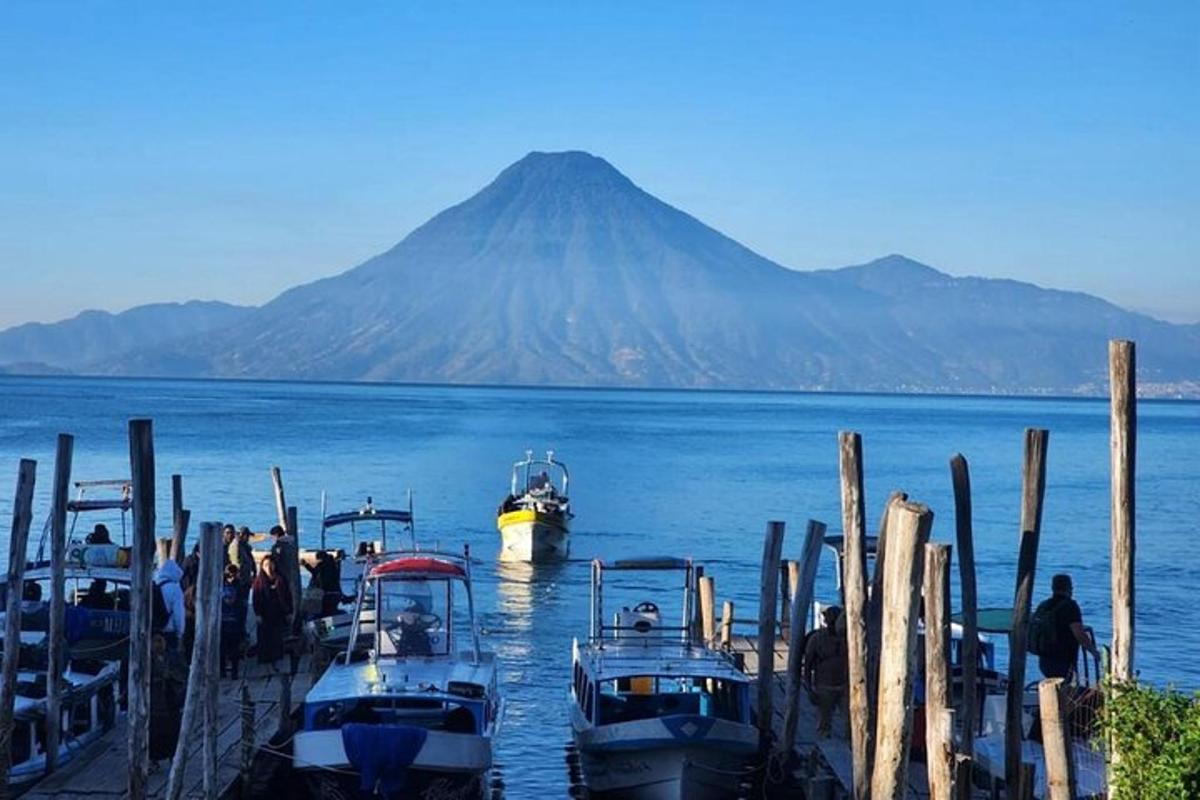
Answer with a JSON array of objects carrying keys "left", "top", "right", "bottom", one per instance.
[{"left": 0, "top": 376, "right": 1196, "bottom": 797}]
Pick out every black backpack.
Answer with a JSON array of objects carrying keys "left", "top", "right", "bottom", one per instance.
[
  {"left": 151, "top": 580, "right": 169, "bottom": 632},
  {"left": 1028, "top": 596, "right": 1066, "bottom": 655}
]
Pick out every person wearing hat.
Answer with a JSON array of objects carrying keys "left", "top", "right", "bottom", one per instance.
[{"left": 803, "top": 605, "right": 848, "bottom": 737}]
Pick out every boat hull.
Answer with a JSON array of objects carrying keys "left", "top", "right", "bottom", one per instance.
[
  {"left": 572, "top": 713, "right": 758, "bottom": 799},
  {"left": 497, "top": 511, "right": 568, "bottom": 562}
]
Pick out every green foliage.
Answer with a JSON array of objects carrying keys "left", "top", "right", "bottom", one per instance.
[{"left": 1101, "top": 680, "right": 1200, "bottom": 799}]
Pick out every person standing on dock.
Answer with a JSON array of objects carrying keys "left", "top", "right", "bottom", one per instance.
[
  {"left": 1031, "top": 573, "right": 1099, "bottom": 681},
  {"left": 252, "top": 554, "right": 292, "bottom": 670},
  {"left": 803, "top": 605, "right": 848, "bottom": 737},
  {"left": 221, "top": 563, "right": 247, "bottom": 679},
  {"left": 153, "top": 552, "right": 187, "bottom": 654}
]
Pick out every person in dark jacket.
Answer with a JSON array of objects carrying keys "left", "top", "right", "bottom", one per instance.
[
  {"left": 252, "top": 554, "right": 292, "bottom": 669},
  {"left": 220, "top": 564, "right": 246, "bottom": 679},
  {"left": 303, "top": 550, "right": 342, "bottom": 617},
  {"left": 1035, "top": 574, "right": 1099, "bottom": 680}
]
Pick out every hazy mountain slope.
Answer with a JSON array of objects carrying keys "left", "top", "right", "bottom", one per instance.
[
  {"left": 0, "top": 301, "right": 252, "bottom": 372},
  {"left": 53, "top": 151, "right": 1200, "bottom": 393}
]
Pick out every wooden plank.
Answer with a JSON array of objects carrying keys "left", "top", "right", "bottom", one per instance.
[
  {"left": 0, "top": 459, "right": 36, "bottom": 799},
  {"left": 1005, "top": 429, "right": 1048, "bottom": 796},
  {"left": 839, "top": 431, "right": 872, "bottom": 800},
  {"left": 950, "top": 453, "right": 979, "bottom": 759},
  {"left": 869, "top": 500, "right": 933, "bottom": 800},
  {"left": 925, "top": 544, "right": 953, "bottom": 800},
  {"left": 127, "top": 419, "right": 156, "bottom": 800},
  {"left": 45, "top": 434, "right": 72, "bottom": 775},
  {"left": 756, "top": 520, "right": 786, "bottom": 748}
]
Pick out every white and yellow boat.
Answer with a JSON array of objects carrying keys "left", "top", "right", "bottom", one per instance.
[{"left": 496, "top": 450, "right": 572, "bottom": 562}]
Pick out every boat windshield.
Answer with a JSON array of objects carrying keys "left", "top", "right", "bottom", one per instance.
[
  {"left": 377, "top": 577, "right": 450, "bottom": 658},
  {"left": 593, "top": 675, "right": 748, "bottom": 725}
]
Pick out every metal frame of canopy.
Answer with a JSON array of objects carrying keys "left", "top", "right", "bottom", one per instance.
[{"left": 319, "top": 490, "right": 415, "bottom": 554}]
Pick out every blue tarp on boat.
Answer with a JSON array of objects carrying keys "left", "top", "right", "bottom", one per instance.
[{"left": 342, "top": 723, "right": 427, "bottom": 793}]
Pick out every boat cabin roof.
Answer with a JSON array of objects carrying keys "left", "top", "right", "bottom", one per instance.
[
  {"left": 597, "top": 556, "right": 690, "bottom": 572},
  {"left": 23, "top": 565, "right": 133, "bottom": 584},
  {"left": 577, "top": 640, "right": 750, "bottom": 683},
  {"left": 324, "top": 508, "right": 413, "bottom": 528},
  {"left": 369, "top": 556, "right": 465, "bottom": 579},
  {"left": 305, "top": 652, "right": 496, "bottom": 705}
]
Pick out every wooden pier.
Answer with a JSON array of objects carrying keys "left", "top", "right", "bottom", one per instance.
[{"left": 22, "top": 662, "right": 313, "bottom": 800}]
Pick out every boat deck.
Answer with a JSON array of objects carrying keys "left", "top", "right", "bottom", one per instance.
[{"left": 21, "top": 656, "right": 314, "bottom": 800}]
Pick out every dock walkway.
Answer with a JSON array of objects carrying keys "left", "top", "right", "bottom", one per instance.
[
  {"left": 731, "top": 634, "right": 938, "bottom": 800},
  {"left": 23, "top": 658, "right": 313, "bottom": 800}
]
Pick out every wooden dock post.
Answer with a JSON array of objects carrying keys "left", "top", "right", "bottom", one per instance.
[
  {"left": 950, "top": 453, "right": 978, "bottom": 759},
  {"left": 1038, "top": 678, "right": 1076, "bottom": 800},
  {"left": 782, "top": 519, "right": 828, "bottom": 755},
  {"left": 720, "top": 601, "right": 734, "bottom": 650},
  {"left": 278, "top": 672, "right": 294, "bottom": 737},
  {"left": 166, "top": 521, "right": 222, "bottom": 800},
  {"left": 699, "top": 576, "right": 716, "bottom": 646},
  {"left": 270, "top": 466, "right": 288, "bottom": 530},
  {"left": 778, "top": 559, "right": 792, "bottom": 641},
  {"left": 0, "top": 459, "right": 36, "bottom": 800},
  {"left": 756, "top": 520, "right": 786, "bottom": 749},
  {"left": 203, "top": 522, "right": 222, "bottom": 800},
  {"left": 127, "top": 419, "right": 156, "bottom": 800},
  {"left": 170, "top": 474, "right": 190, "bottom": 564},
  {"left": 1005, "top": 428, "right": 1049, "bottom": 798},
  {"left": 285, "top": 505, "right": 303, "bottom": 643},
  {"left": 924, "top": 543, "right": 954, "bottom": 800},
  {"left": 869, "top": 500, "right": 932, "bottom": 800},
  {"left": 45, "top": 434, "right": 72, "bottom": 775},
  {"left": 839, "top": 431, "right": 872, "bottom": 800},
  {"left": 1109, "top": 340, "right": 1135, "bottom": 684},
  {"left": 867, "top": 489, "right": 906, "bottom": 760}
]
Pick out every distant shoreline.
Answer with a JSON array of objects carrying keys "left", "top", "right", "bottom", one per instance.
[{"left": 1, "top": 370, "right": 1196, "bottom": 404}]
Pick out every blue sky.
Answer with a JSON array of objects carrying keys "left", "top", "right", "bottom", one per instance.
[{"left": 1, "top": 2, "right": 1196, "bottom": 327}]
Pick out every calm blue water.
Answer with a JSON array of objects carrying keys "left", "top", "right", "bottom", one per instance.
[{"left": 0, "top": 376, "right": 1196, "bottom": 796}]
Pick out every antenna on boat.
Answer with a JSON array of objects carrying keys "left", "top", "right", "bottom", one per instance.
[{"left": 407, "top": 489, "right": 415, "bottom": 550}]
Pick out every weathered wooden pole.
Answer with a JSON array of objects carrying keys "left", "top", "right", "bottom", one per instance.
[
  {"left": 170, "top": 473, "right": 189, "bottom": 564},
  {"left": 1109, "top": 340, "right": 1135, "bottom": 685},
  {"left": 778, "top": 559, "right": 792, "bottom": 640},
  {"left": 782, "top": 519, "right": 828, "bottom": 755},
  {"left": 270, "top": 466, "right": 288, "bottom": 530},
  {"left": 278, "top": 672, "right": 294, "bottom": 737},
  {"left": 869, "top": 500, "right": 933, "bottom": 800},
  {"left": 839, "top": 431, "right": 872, "bottom": 800},
  {"left": 128, "top": 419, "right": 156, "bottom": 800},
  {"left": 1005, "top": 428, "right": 1049, "bottom": 797},
  {"left": 867, "top": 489, "right": 907, "bottom": 753},
  {"left": 924, "top": 543, "right": 954, "bottom": 800},
  {"left": 756, "top": 520, "right": 786, "bottom": 748},
  {"left": 720, "top": 601, "right": 734, "bottom": 650},
  {"left": 691, "top": 565, "right": 705, "bottom": 641},
  {"left": 285, "top": 504, "right": 303, "bottom": 640},
  {"left": 699, "top": 576, "right": 716, "bottom": 646},
  {"left": 45, "top": 434, "right": 72, "bottom": 775},
  {"left": 203, "top": 521, "right": 222, "bottom": 800},
  {"left": 0, "top": 459, "right": 36, "bottom": 799},
  {"left": 953, "top": 755, "right": 974, "bottom": 800},
  {"left": 165, "top": 521, "right": 222, "bottom": 800},
  {"left": 950, "top": 453, "right": 979, "bottom": 759},
  {"left": 1038, "top": 678, "right": 1076, "bottom": 800}
]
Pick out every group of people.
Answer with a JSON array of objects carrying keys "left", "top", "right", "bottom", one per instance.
[
  {"left": 798, "top": 572, "right": 1099, "bottom": 739},
  {"left": 173, "top": 524, "right": 297, "bottom": 678}
]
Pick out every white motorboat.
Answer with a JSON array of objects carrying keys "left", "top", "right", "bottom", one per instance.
[
  {"left": 496, "top": 450, "right": 572, "bottom": 562},
  {"left": 569, "top": 557, "right": 758, "bottom": 799},
  {"left": 293, "top": 546, "right": 502, "bottom": 799}
]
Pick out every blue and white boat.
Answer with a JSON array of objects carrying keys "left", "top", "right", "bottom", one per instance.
[
  {"left": 293, "top": 546, "right": 502, "bottom": 799},
  {"left": 569, "top": 557, "right": 758, "bottom": 799}
]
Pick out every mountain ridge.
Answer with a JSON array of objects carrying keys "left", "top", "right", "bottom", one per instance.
[{"left": 3, "top": 151, "right": 1197, "bottom": 396}]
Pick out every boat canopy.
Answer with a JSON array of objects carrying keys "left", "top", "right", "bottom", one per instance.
[
  {"left": 324, "top": 509, "right": 413, "bottom": 528},
  {"left": 510, "top": 450, "right": 569, "bottom": 497},
  {"left": 370, "top": 557, "right": 465, "bottom": 579},
  {"left": 952, "top": 606, "right": 1015, "bottom": 634},
  {"left": 319, "top": 493, "right": 415, "bottom": 553}
]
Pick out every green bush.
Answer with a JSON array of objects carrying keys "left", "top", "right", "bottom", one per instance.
[{"left": 1100, "top": 681, "right": 1200, "bottom": 799}]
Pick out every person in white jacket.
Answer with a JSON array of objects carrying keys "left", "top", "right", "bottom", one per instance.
[{"left": 154, "top": 557, "right": 187, "bottom": 653}]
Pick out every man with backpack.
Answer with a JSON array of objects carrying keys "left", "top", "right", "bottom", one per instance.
[{"left": 1030, "top": 573, "right": 1099, "bottom": 681}]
